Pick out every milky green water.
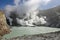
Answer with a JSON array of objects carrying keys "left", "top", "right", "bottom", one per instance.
[{"left": 3, "top": 26, "right": 60, "bottom": 39}]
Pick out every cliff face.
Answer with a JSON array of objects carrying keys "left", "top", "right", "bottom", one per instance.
[{"left": 0, "top": 11, "right": 11, "bottom": 39}]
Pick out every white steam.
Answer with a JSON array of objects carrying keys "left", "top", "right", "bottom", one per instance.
[
  {"left": 14, "top": 0, "right": 20, "bottom": 6},
  {"left": 5, "top": 0, "right": 51, "bottom": 26}
]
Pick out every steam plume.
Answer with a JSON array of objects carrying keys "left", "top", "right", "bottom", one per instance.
[{"left": 5, "top": 0, "right": 51, "bottom": 26}]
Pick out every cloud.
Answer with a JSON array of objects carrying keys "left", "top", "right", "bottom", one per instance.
[
  {"left": 14, "top": 0, "right": 51, "bottom": 6},
  {"left": 5, "top": 5, "right": 15, "bottom": 12},
  {"left": 16, "top": 0, "right": 51, "bottom": 14},
  {"left": 14, "top": 0, "right": 20, "bottom": 6},
  {"left": 42, "top": 0, "right": 51, "bottom": 5}
]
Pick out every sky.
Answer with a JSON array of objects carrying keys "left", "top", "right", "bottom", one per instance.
[
  {"left": 0, "top": 0, "right": 14, "bottom": 9},
  {"left": 0, "top": 0, "right": 60, "bottom": 10}
]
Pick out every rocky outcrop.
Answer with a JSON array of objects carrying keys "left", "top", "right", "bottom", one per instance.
[{"left": 0, "top": 11, "right": 11, "bottom": 39}]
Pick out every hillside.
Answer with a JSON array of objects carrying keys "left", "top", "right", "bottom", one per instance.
[{"left": 37, "top": 6, "right": 60, "bottom": 27}]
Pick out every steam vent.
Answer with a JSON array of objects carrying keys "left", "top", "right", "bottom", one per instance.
[{"left": 0, "top": 10, "right": 11, "bottom": 40}]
